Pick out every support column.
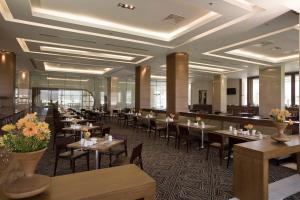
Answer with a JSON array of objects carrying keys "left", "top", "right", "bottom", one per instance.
[
  {"left": 135, "top": 65, "right": 150, "bottom": 111},
  {"left": 0, "top": 51, "right": 16, "bottom": 114},
  {"left": 166, "top": 52, "right": 189, "bottom": 114},
  {"left": 106, "top": 77, "right": 118, "bottom": 112},
  {"left": 212, "top": 75, "right": 227, "bottom": 113},
  {"left": 259, "top": 66, "right": 285, "bottom": 116}
]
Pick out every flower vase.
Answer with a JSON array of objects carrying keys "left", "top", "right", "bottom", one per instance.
[
  {"left": 271, "top": 122, "right": 290, "bottom": 142},
  {"left": 3, "top": 148, "right": 51, "bottom": 199}
]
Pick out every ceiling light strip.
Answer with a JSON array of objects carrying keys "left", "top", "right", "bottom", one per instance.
[
  {"left": 46, "top": 77, "right": 89, "bottom": 82},
  {"left": 176, "top": 5, "right": 264, "bottom": 47},
  {"left": 0, "top": 0, "right": 173, "bottom": 48},
  {"left": 40, "top": 46, "right": 135, "bottom": 61}
]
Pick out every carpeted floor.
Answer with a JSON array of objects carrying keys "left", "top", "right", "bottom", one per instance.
[{"left": 36, "top": 119, "right": 300, "bottom": 200}]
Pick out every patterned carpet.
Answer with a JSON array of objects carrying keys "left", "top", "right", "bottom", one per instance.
[{"left": 36, "top": 120, "right": 300, "bottom": 200}]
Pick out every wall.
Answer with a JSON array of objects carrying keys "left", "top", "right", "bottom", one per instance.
[
  {"left": 191, "top": 78, "right": 213, "bottom": 105},
  {"left": 227, "top": 79, "right": 241, "bottom": 106}
]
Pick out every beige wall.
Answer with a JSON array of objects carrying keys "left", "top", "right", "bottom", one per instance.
[
  {"left": 191, "top": 78, "right": 213, "bottom": 105},
  {"left": 227, "top": 79, "right": 240, "bottom": 106},
  {"left": 259, "top": 67, "right": 285, "bottom": 116}
]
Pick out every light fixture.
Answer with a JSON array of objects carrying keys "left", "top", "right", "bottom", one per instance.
[
  {"left": 21, "top": 72, "right": 26, "bottom": 80},
  {"left": 226, "top": 49, "right": 299, "bottom": 63},
  {"left": 44, "top": 62, "right": 112, "bottom": 75},
  {"left": 40, "top": 46, "right": 135, "bottom": 61},
  {"left": 151, "top": 75, "right": 166, "bottom": 79},
  {"left": 118, "top": 3, "right": 135, "bottom": 10},
  {"left": 46, "top": 77, "right": 89, "bottom": 82}
]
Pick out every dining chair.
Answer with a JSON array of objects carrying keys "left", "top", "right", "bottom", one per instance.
[
  {"left": 112, "top": 143, "right": 143, "bottom": 170},
  {"left": 149, "top": 119, "right": 166, "bottom": 138},
  {"left": 99, "top": 134, "right": 128, "bottom": 168},
  {"left": 53, "top": 137, "right": 89, "bottom": 176},
  {"left": 178, "top": 125, "right": 201, "bottom": 153},
  {"left": 226, "top": 137, "right": 247, "bottom": 168},
  {"left": 206, "top": 132, "right": 227, "bottom": 165},
  {"left": 167, "top": 122, "right": 178, "bottom": 148},
  {"left": 52, "top": 119, "right": 75, "bottom": 150}
]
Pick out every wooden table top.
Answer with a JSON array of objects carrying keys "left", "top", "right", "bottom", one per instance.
[
  {"left": 67, "top": 137, "right": 123, "bottom": 152},
  {"left": 234, "top": 135, "right": 300, "bottom": 159},
  {"left": 62, "top": 125, "right": 100, "bottom": 131},
  {"left": 213, "top": 130, "right": 266, "bottom": 141},
  {"left": 0, "top": 165, "right": 156, "bottom": 200},
  {"left": 177, "top": 122, "right": 216, "bottom": 130}
]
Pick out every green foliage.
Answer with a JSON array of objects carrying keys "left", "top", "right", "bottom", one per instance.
[{"left": 3, "top": 134, "right": 48, "bottom": 153}]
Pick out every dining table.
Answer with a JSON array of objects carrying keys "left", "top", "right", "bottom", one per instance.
[
  {"left": 212, "top": 129, "right": 267, "bottom": 141},
  {"left": 67, "top": 137, "right": 124, "bottom": 169},
  {"left": 177, "top": 122, "right": 216, "bottom": 148}
]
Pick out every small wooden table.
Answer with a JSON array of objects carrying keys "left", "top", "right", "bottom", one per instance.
[
  {"left": 177, "top": 123, "right": 216, "bottom": 148},
  {"left": 67, "top": 137, "right": 123, "bottom": 169},
  {"left": 0, "top": 165, "right": 156, "bottom": 200},
  {"left": 233, "top": 135, "right": 300, "bottom": 200}
]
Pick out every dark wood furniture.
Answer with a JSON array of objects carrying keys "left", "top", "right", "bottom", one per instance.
[
  {"left": 53, "top": 137, "right": 89, "bottom": 176},
  {"left": 113, "top": 143, "right": 143, "bottom": 170},
  {"left": 206, "top": 132, "right": 226, "bottom": 165},
  {"left": 233, "top": 135, "right": 300, "bottom": 200},
  {"left": 149, "top": 119, "right": 166, "bottom": 138}
]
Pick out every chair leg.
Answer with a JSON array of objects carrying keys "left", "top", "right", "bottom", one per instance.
[
  {"left": 72, "top": 160, "right": 75, "bottom": 173},
  {"left": 98, "top": 154, "right": 102, "bottom": 169},
  {"left": 186, "top": 139, "right": 189, "bottom": 153},
  {"left": 87, "top": 153, "right": 90, "bottom": 171},
  {"left": 206, "top": 146, "right": 210, "bottom": 160},
  {"left": 219, "top": 149, "right": 223, "bottom": 166},
  {"left": 109, "top": 153, "right": 112, "bottom": 167},
  {"left": 53, "top": 136, "right": 56, "bottom": 150},
  {"left": 227, "top": 150, "right": 231, "bottom": 168},
  {"left": 53, "top": 157, "right": 58, "bottom": 176}
]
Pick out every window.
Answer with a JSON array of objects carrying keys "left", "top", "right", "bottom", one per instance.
[
  {"left": 285, "top": 75, "right": 292, "bottom": 106},
  {"left": 252, "top": 78, "right": 259, "bottom": 106},
  {"left": 151, "top": 80, "right": 166, "bottom": 109},
  {"left": 33, "top": 88, "right": 94, "bottom": 110}
]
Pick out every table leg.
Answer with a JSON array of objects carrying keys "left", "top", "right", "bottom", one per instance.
[
  {"left": 95, "top": 150, "right": 99, "bottom": 169},
  {"left": 296, "top": 152, "right": 300, "bottom": 174},
  {"left": 201, "top": 129, "right": 204, "bottom": 149}
]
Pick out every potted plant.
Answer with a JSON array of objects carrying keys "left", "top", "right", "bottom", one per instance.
[
  {"left": 0, "top": 112, "right": 51, "bottom": 199},
  {"left": 270, "top": 109, "right": 293, "bottom": 142}
]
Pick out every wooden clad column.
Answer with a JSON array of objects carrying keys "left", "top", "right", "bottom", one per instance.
[
  {"left": 166, "top": 52, "right": 189, "bottom": 114},
  {"left": 213, "top": 75, "right": 227, "bottom": 113},
  {"left": 135, "top": 65, "right": 150, "bottom": 111},
  {"left": 0, "top": 51, "right": 16, "bottom": 114},
  {"left": 259, "top": 66, "right": 284, "bottom": 116}
]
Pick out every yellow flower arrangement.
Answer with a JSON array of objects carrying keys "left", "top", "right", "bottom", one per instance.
[
  {"left": 1, "top": 124, "right": 16, "bottom": 132},
  {"left": 244, "top": 124, "right": 254, "bottom": 130},
  {"left": 270, "top": 109, "right": 291, "bottom": 123},
  {"left": 1, "top": 113, "right": 51, "bottom": 152}
]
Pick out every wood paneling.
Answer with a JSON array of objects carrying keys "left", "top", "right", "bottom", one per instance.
[
  {"left": 166, "top": 52, "right": 188, "bottom": 114},
  {"left": 0, "top": 51, "right": 16, "bottom": 114},
  {"left": 135, "top": 65, "right": 150, "bottom": 111}
]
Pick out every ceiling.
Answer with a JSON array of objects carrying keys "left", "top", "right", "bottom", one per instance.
[{"left": 0, "top": 0, "right": 298, "bottom": 80}]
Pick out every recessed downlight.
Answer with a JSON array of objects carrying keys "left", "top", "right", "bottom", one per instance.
[{"left": 118, "top": 3, "right": 135, "bottom": 10}]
